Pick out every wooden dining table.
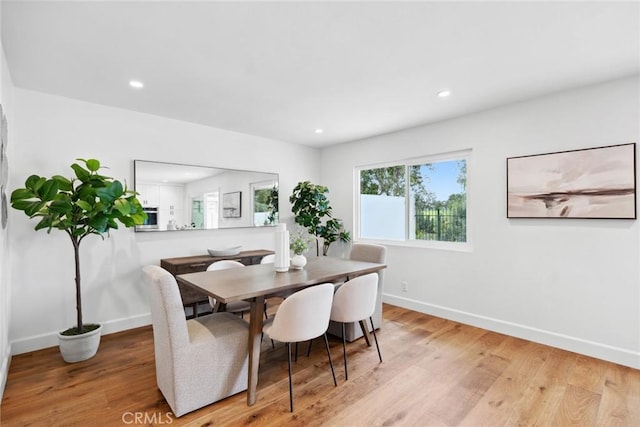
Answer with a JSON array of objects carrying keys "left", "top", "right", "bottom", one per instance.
[{"left": 176, "top": 256, "right": 387, "bottom": 405}]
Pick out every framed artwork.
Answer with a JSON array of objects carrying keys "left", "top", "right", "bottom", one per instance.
[
  {"left": 222, "top": 191, "right": 242, "bottom": 218},
  {"left": 507, "top": 143, "right": 636, "bottom": 219}
]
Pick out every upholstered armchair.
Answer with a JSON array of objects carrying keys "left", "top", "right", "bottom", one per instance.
[{"left": 143, "top": 265, "right": 249, "bottom": 417}]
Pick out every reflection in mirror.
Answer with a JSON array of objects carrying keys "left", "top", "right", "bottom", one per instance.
[{"left": 134, "top": 160, "right": 279, "bottom": 232}]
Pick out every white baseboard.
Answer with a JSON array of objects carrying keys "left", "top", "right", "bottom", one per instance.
[
  {"left": 10, "top": 313, "right": 152, "bottom": 356},
  {"left": 0, "top": 343, "right": 11, "bottom": 402},
  {"left": 383, "top": 294, "right": 640, "bottom": 369}
]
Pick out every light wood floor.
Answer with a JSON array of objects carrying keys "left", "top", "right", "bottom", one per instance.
[{"left": 2, "top": 304, "right": 639, "bottom": 426}]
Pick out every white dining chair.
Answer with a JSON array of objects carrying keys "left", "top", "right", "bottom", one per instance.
[
  {"left": 329, "top": 272, "right": 382, "bottom": 381},
  {"left": 260, "top": 254, "right": 275, "bottom": 264},
  {"left": 206, "top": 260, "right": 252, "bottom": 317},
  {"left": 328, "top": 243, "right": 387, "bottom": 343},
  {"left": 262, "top": 283, "right": 337, "bottom": 412},
  {"left": 142, "top": 265, "right": 249, "bottom": 417}
]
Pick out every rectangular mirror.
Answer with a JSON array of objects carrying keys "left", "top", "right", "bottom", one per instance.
[{"left": 133, "top": 160, "right": 279, "bottom": 231}]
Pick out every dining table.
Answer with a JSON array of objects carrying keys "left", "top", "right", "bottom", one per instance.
[{"left": 176, "top": 255, "right": 387, "bottom": 406}]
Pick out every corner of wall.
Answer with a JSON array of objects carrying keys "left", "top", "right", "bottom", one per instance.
[{"left": 0, "top": 343, "right": 11, "bottom": 403}]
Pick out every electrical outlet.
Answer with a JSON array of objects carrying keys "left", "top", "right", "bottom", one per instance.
[{"left": 401, "top": 281, "right": 408, "bottom": 292}]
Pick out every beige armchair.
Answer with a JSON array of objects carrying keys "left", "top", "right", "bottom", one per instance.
[{"left": 143, "top": 265, "right": 249, "bottom": 417}]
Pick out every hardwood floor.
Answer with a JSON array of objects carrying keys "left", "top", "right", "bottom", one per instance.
[{"left": 2, "top": 304, "right": 639, "bottom": 426}]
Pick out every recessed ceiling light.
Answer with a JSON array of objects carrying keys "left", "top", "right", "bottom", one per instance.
[
  {"left": 437, "top": 90, "right": 451, "bottom": 98},
  {"left": 315, "top": 129, "right": 324, "bottom": 134},
  {"left": 129, "top": 80, "right": 144, "bottom": 89}
]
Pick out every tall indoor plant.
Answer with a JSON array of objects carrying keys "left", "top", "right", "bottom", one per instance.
[
  {"left": 11, "top": 158, "right": 146, "bottom": 362},
  {"left": 289, "top": 181, "right": 350, "bottom": 256}
]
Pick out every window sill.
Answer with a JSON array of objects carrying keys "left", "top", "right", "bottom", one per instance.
[{"left": 355, "top": 237, "right": 473, "bottom": 253}]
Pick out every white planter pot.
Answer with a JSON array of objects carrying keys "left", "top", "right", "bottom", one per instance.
[
  {"left": 290, "top": 254, "right": 307, "bottom": 270},
  {"left": 58, "top": 324, "right": 103, "bottom": 363}
]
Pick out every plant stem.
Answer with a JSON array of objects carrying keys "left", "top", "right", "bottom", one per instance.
[{"left": 70, "top": 235, "right": 83, "bottom": 333}]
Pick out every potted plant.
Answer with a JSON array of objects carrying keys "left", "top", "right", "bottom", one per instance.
[
  {"left": 289, "top": 181, "right": 351, "bottom": 256},
  {"left": 10, "top": 158, "right": 146, "bottom": 362},
  {"left": 289, "top": 231, "right": 312, "bottom": 269}
]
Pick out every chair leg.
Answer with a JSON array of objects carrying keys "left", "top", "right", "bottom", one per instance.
[
  {"left": 323, "top": 333, "right": 337, "bottom": 387},
  {"left": 370, "top": 316, "right": 382, "bottom": 363},
  {"left": 306, "top": 339, "right": 313, "bottom": 357},
  {"left": 341, "top": 322, "right": 348, "bottom": 380},
  {"left": 287, "top": 342, "right": 294, "bottom": 412}
]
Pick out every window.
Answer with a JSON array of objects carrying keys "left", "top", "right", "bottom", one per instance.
[{"left": 357, "top": 151, "right": 469, "bottom": 249}]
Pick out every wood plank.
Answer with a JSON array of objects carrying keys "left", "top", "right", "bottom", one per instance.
[{"left": 2, "top": 305, "right": 638, "bottom": 426}]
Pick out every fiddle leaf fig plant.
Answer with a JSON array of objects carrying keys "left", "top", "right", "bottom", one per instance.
[
  {"left": 289, "top": 181, "right": 350, "bottom": 256},
  {"left": 11, "top": 158, "right": 147, "bottom": 336}
]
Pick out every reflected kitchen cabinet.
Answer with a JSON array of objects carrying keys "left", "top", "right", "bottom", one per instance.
[
  {"left": 136, "top": 184, "right": 159, "bottom": 207},
  {"left": 158, "top": 184, "right": 185, "bottom": 230}
]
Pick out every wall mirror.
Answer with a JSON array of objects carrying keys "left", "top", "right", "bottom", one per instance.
[{"left": 133, "top": 160, "right": 279, "bottom": 231}]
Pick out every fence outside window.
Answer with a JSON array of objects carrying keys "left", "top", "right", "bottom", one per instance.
[{"left": 414, "top": 207, "right": 466, "bottom": 242}]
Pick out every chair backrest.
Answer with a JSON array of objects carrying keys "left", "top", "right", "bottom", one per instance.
[
  {"left": 143, "top": 265, "right": 190, "bottom": 352},
  {"left": 207, "top": 260, "right": 245, "bottom": 271},
  {"left": 268, "top": 283, "right": 335, "bottom": 343},
  {"left": 349, "top": 243, "right": 386, "bottom": 264},
  {"left": 330, "top": 273, "right": 379, "bottom": 323},
  {"left": 260, "top": 254, "right": 275, "bottom": 264},
  {"left": 350, "top": 242, "right": 386, "bottom": 286}
]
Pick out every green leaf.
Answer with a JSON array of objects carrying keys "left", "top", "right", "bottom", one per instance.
[
  {"left": 37, "top": 180, "right": 59, "bottom": 201},
  {"left": 88, "top": 215, "right": 109, "bottom": 233},
  {"left": 48, "top": 199, "right": 73, "bottom": 215},
  {"left": 10, "top": 188, "right": 36, "bottom": 203},
  {"left": 95, "top": 187, "right": 116, "bottom": 204},
  {"left": 113, "top": 199, "right": 130, "bottom": 216},
  {"left": 111, "top": 180, "right": 124, "bottom": 198},
  {"left": 76, "top": 200, "right": 93, "bottom": 211},
  {"left": 71, "top": 163, "right": 90, "bottom": 182},
  {"left": 34, "top": 216, "right": 53, "bottom": 231},
  {"left": 85, "top": 159, "right": 100, "bottom": 172},
  {"left": 52, "top": 175, "right": 73, "bottom": 192},
  {"left": 24, "top": 201, "right": 46, "bottom": 216},
  {"left": 25, "top": 175, "right": 44, "bottom": 191},
  {"left": 119, "top": 216, "right": 134, "bottom": 227}
]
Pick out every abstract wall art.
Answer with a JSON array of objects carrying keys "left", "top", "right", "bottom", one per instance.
[{"left": 507, "top": 143, "right": 636, "bottom": 219}]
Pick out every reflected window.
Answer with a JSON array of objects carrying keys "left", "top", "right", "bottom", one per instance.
[{"left": 251, "top": 181, "right": 279, "bottom": 226}]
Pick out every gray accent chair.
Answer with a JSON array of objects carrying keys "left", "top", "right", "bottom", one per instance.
[
  {"left": 143, "top": 265, "right": 249, "bottom": 417},
  {"left": 327, "top": 243, "right": 386, "bottom": 342}
]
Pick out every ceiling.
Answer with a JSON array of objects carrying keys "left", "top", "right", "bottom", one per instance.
[{"left": 2, "top": 1, "right": 639, "bottom": 148}]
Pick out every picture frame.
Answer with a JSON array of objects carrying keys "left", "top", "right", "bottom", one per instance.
[
  {"left": 222, "top": 191, "right": 242, "bottom": 218},
  {"left": 507, "top": 143, "right": 636, "bottom": 219}
]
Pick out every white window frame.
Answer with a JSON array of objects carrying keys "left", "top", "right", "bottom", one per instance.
[{"left": 354, "top": 149, "right": 472, "bottom": 252}]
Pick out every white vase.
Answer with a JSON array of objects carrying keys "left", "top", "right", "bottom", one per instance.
[
  {"left": 290, "top": 254, "right": 307, "bottom": 270},
  {"left": 58, "top": 324, "right": 103, "bottom": 363}
]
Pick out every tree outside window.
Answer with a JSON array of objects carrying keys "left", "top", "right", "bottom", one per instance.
[{"left": 359, "top": 156, "right": 467, "bottom": 243}]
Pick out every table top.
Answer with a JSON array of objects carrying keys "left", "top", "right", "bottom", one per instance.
[{"left": 176, "top": 256, "right": 386, "bottom": 303}]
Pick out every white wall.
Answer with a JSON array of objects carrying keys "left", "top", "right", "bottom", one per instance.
[
  {"left": 8, "top": 88, "right": 320, "bottom": 354},
  {"left": 320, "top": 75, "right": 640, "bottom": 368},
  {"left": 0, "top": 29, "right": 15, "bottom": 400}
]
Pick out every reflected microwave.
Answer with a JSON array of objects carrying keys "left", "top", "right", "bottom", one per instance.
[{"left": 140, "top": 207, "right": 159, "bottom": 229}]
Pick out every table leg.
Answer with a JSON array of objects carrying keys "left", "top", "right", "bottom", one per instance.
[
  {"left": 213, "top": 301, "right": 226, "bottom": 313},
  {"left": 247, "top": 296, "right": 265, "bottom": 405}
]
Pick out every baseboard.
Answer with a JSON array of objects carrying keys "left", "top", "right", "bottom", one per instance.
[
  {"left": 0, "top": 343, "right": 11, "bottom": 402},
  {"left": 9, "top": 313, "right": 152, "bottom": 356},
  {"left": 382, "top": 294, "right": 640, "bottom": 369}
]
